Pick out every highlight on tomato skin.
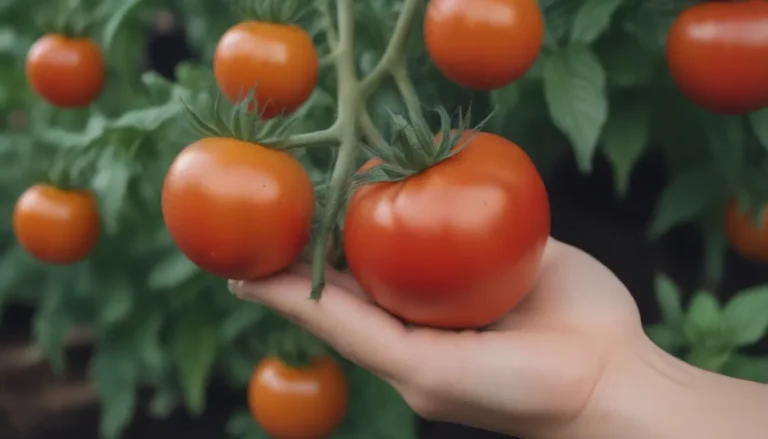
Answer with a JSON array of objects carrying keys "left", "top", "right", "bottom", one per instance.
[
  {"left": 423, "top": 0, "right": 544, "bottom": 91},
  {"left": 13, "top": 184, "right": 101, "bottom": 265},
  {"left": 25, "top": 34, "right": 106, "bottom": 108},
  {"left": 213, "top": 21, "right": 319, "bottom": 119},
  {"left": 248, "top": 356, "right": 349, "bottom": 439},
  {"left": 665, "top": 1, "right": 768, "bottom": 114},
  {"left": 343, "top": 131, "right": 550, "bottom": 329},
  {"left": 161, "top": 137, "right": 315, "bottom": 281}
]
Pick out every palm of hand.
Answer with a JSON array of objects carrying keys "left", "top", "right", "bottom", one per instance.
[{"left": 230, "top": 239, "right": 645, "bottom": 439}]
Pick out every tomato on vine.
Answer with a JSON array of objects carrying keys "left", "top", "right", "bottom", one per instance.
[
  {"left": 666, "top": 1, "right": 768, "bottom": 114},
  {"left": 13, "top": 184, "right": 100, "bottom": 264},
  {"left": 724, "top": 201, "right": 768, "bottom": 262},
  {"left": 249, "top": 355, "right": 348, "bottom": 438},
  {"left": 423, "top": 0, "right": 544, "bottom": 90},
  {"left": 26, "top": 34, "right": 106, "bottom": 108},
  {"left": 343, "top": 112, "right": 550, "bottom": 328},
  {"left": 214, "top": 19, "right": 319, "bottom": 119}
]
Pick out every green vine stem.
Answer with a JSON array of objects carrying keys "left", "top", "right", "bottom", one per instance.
[{"left": 306, "top": 0, "right": 424, "bottom": 300}]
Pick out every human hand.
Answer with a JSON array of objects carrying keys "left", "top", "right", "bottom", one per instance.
[{"left": 228, "top": 238, "right": 767, "bottom": 439}]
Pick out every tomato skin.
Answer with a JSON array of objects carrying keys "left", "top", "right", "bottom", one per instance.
[
  {"left": 725, "top": 201, "right": 768, "bottom": 262},
  {"left": 25, "top": 34, "right": 106, "bottom": 108},
  {"left": 161, "top": 137, "right": 314, "bottom": 280},
  {"left": 214, "top": 22, "right": 319, "bottom": 119},
  {"left": 424, "top": 0, "right": 544, "bottom": 90},
  {"left": 249, "top": 356, "right": 348, "bottom": 439},
  {"left": 343, "top": 132, "right": 550, "bottom": 329},
  {"left": 13, "top": 184, "right": 100, "bottom": 264},
  {"left": 666, "top": 2, "right": 768, "bottom": 114}
]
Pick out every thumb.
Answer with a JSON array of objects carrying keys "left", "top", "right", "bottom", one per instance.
[{"left": 229, "top": 271, "right": 414, "bottom": 382}]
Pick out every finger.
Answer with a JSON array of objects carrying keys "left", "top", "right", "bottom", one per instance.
[{"left": 230, "top": 273, "right": 413, "bottom": 382}]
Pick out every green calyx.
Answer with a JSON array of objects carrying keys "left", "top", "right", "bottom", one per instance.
[
  {"left": 355, "top": 106, "right": 495, "bottom": 185},
  {"left": 182, "top": 89, "right": 298, "bottom": 146},
  {"left": 37, "top": 0, "right": 98, "bottom": 38},
  {"left": 266, "top": 327, "right": 328, "bottom": 369},
  {"left": 228, "top": 0, "right": 307, "bottom": 24}
]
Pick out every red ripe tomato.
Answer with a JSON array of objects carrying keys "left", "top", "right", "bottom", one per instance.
[
  {"left": 13, "top": 184, "right": 100, "bottom": 264},
  {"left": 343, "top": 132, "right": 550, "bottom": 328},
  {"left": 161, "top": 137, "right": 314, "bottom": 280},
  {"left": 248, "top": 356, "right": 348, "bottom": 438},
  {"left": 724, "top": 201, "right": 768, "bottom": 262},
  {"left": 424, "top": 0, "right": 544, "bottom": 90},
  {"left": 214, "top": 22, "right": 319, "bottom": 119},
  {"left": 25, "top": 34, "right": 106, "bottom": 108},
  {"left": 666, "top": 2, "right": 768, "bottom": 114}
]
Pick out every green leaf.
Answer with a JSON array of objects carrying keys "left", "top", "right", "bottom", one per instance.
[
  {"left": 33, "top": 279, "right": 72, "bottom": 375},
  {"left": 147, "top": 251, "right": 200, "bottom": 290},
  {"left": 704, "top": 115, "right": 744, "bottom": 184},
  {"left": 92, "top": 145, "right": 135, "bottom": 236},
  {"left": 721, "top": 354, "right": 768, "bottom": 383},
  {"left": 721, "top": 285, "right": 768, "bottom": 347},
  {"left": 149, "top": 386, "right": 179, "bottom": 419},
  {"left": 648, "top": 165, "right": 722, "bottom": 240},
  {"left": 683, "top": 291, "right": 722, "bottom": 346},
  {"left": 749, "top": 108, "right": 768, "bottom": 152},
  {"left": 654, "top": 274, "right": 684, "bottom": 327},
  {"left": 227, "top": 411, "right": 268, "bottom": 439},
  {"left": 570, "top": 0, "right": 625, "bottom": 44},
  {"left": 596, "top": 31, "right": 656, "bottom": 88},
  {"left": 543, "top": 45, "right": 608, "bottom": 173},
  {"left": 645, "top": 323, "right": 687, "bottom": 353},
  {"left": 173, "top": 311, "right": 218, "bottom": 415},
  {"left": 601, "top": 95, "right": 650, "bottom": 197},
  {"left": 101, "top": 0, "right": 144, "bottom": 53},
  {"left": 685, "top": 346, "right": 731, "bottom": 373},
  {"left": 332, "top": 365, "right": 417, "bottom": 439},
  {"left": 112, "top": 101, "right": 182, "bottom": 132},
  {"left": 98, "top": 276, "right": 134, "bottom": 328},
  {"left": 91, "top": 343, "right": 138, "bottom": 439},
  {"left": 221, "top": 304, "right": 266, "bottom": 341}
]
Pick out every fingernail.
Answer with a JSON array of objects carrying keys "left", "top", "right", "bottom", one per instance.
[{"left": 227, "top": 280, "right": 240, "bottom": 296}]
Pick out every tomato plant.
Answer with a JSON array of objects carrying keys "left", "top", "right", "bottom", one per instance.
[
  {"left": 666, "top": 1, "right": 768, "bottom": 114},
  {"left": 13, "top": 184, "right": 100, "bottom": 264},
  {"left": 162, "top": 135, "right": 314, "bottom": 280},
  {"left": 25, "top": 34, "right": 106, "bottom": 108},
  {"left": 423, "top": 0, "right": 543, "bottom": 90},
  {"left": 214, "top": 21, "right": 319, "bottom": 119},
  {"left": 344, "top": 123, "right": 550, "bottom": 328},
  {"left": 725, "top": 201, "right": 768, "bottom": 262},
  {"left": 248, "top": 355, "right": 349, "bottom": 439}
]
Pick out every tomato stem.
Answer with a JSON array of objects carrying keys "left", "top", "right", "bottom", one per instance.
[{"left": 392, "top": 60, "right": 424, "bottom": 124}]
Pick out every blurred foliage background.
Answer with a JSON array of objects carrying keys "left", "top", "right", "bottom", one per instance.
[{"left": 0, "top": 0, "right": 767, "bottom": 438}]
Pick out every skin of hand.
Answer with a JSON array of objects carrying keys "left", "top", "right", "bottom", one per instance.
[{"left": 229, "top": 238, "right": 768, "bottom": 439}]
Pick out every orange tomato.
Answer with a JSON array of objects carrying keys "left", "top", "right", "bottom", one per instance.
[
  {"left": 214, "top": 22, "right": 319, "bottom": 119},
  {"left": 344, "top": 131, "right": 550, "bottom": 328},
  {"left": 424, "top": 0, "right": 544, "bottom": 90},
  {"left": 248, "top": 356, "right": 348, "bottom": 439},
  {"left": 161, "top": 137, "right": 314, "bottom": 280},
  {"left": 25, "top": 34, "right": 106, "bottom": 108},
  {"left": 724, "top": 201, "right": 768, "bottom": 262},
  {"left": 13, "top": 184, "right": 100, "bottom": 264}
]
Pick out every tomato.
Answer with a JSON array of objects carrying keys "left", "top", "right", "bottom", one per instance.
[
  {"left": 343, "top": 132, "right": 550, "bottom": 329},
  {"left": 423, "top": 0, "right": 544, "bottom": 90},
  {"left": 161, "top": 137, "right": 314, "bottom": 280},
  {"left": 249, "top": 356, "right": 348, "bottom": 439},
  {"left": 214, "top": 22, "right": 319, "bottom": 119},
  {"left": 13, "top": 184, "right": 100, "bottom": 264},
  {"left": 725, "top": 201, "right": 768, "bottom": 262},
  {"left": 666, "top": 2, "right": 768, "bottom": 114},
  {"left": 25, "top": 34, "right": 106, "bottom": 108}
]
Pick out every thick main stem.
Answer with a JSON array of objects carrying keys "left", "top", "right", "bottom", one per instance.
[{"left": 310, "top": 0, "right": 360, "bottom": 300}]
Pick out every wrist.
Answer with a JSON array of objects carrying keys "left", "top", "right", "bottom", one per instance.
[{"left": 573, "top": 332, "right": 768, "bottom": 439}]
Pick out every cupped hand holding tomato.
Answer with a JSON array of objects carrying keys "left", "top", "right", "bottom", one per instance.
[
  {"left": 424, "top": 0, "right": 543, "bottom": 90},
  {"left": 666, "top": 1, "right": 768, "bottom": 114}
]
